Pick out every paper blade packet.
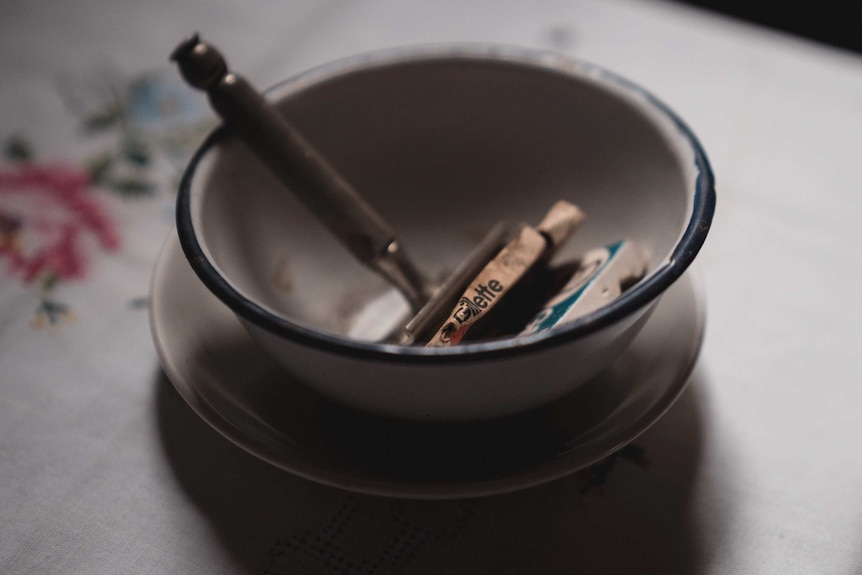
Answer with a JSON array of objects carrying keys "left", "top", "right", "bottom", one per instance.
[
  {"left": 426, "top": 200, "right": 584, "bottom": 347},
  {"left": 520, "top": 240, "right": 648, "bottom": 336}
]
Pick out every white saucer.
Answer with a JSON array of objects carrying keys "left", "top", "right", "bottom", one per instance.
[{"left": 151, "top": 231, "right": 704, "bottom": 499}]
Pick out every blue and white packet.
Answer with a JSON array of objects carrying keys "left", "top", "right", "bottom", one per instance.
[{"left": 520, "top": 240, "right": 648, "bottom": 336}]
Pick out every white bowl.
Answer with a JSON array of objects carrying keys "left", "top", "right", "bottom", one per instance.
[{"left": 177, "top": 45, "right": 715, "bottom": 421}]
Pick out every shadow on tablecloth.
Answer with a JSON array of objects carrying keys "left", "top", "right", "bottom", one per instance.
[{"left": 155, "top": 366, "right": 729, "bottom": 574}]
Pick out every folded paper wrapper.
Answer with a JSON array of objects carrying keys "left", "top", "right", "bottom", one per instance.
[
  {"left": 426, "top": 200, "right": 584, "bottom": 347},
  {"left": 520, "top": 240, "right": 648, "bottom": 336},
  {"left": 425, "top": 201, "right": 649, "bottom": 347}
]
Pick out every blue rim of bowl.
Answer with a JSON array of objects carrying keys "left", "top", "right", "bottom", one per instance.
[{"left": 176, "top": 44, "right": 715, "bottom": 363}]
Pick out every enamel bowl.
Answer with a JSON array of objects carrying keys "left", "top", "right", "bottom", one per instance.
[{"left": 176, "top": 45, "right": 714, "bottom": 421}]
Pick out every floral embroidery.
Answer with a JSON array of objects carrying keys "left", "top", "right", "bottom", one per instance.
[
  {"left": 2, "top": 68, "right": 211, "bottom": 328},
  {"left": 265, "top": 497, "right": 474, "bottom": 575},
  {"left": 32, "top": 299, "right": 74, "bottom": 329},
  {"left": 58, "top": 69, "right": 212, "bottom": 198},
  {"left": 577, "top": 443, "right": 650, "bottom": 496},
  {"left": 0, "top": 163, "right": 120, "bottom": 280},
  {"left": 0, "top": 160, "right": 120, "bottom": 327}
]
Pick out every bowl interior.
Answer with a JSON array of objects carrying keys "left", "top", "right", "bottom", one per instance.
[{"left": 191, "top": 54, "right": 694, "bottom": 339}]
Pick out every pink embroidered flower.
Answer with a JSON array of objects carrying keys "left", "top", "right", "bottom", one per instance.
[{"left": 0, "top": 163, "right": 120, "bottom": 286}]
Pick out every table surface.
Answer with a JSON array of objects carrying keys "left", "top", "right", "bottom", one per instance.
[{"left": 2, "top": 1, "right": 861, "bottom": 573}]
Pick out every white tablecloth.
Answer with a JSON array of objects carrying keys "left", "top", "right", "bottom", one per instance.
[{"left": 2, "top": 0, "right": 861, "bottom": 573}]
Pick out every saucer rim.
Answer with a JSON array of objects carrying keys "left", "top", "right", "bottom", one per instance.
[{"left": 151, "top": 232, "right": 705, "bottom": 499}]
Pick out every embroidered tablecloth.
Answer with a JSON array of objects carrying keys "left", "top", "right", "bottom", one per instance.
[{"left": 3, "top": 1, "right": 862, "bottom": 573}]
